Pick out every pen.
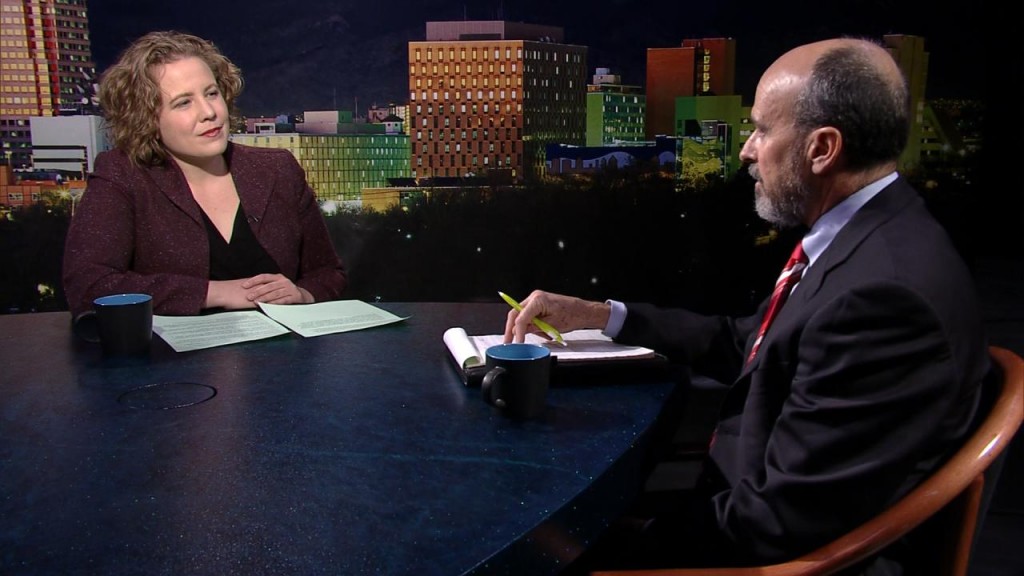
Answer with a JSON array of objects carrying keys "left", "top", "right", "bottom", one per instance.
[{"left": 498, "top": 291, "right": 566, "bottom": 346}]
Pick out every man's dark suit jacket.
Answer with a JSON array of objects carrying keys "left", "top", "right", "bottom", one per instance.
[
  {"left": 616, "top": 177, "right": 990, "bottom": 564},
  {"left": 63, "top": 143, "right": 346, "bottom": 318}
]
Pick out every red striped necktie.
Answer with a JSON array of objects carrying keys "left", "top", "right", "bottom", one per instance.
[{"left": 747, "top": 241, "right": 809, "bottom": 365}]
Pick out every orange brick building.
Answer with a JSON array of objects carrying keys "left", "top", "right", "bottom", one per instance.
[
  {"left": 645, "top": 38, "right": 736, "bottom": 139},
  {"left": 408, "top": 21, "right": 587, "bottom": 182}
]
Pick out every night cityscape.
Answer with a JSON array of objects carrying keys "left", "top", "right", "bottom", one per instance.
[
  {"left": 1, "top": 0, "right": 1016, "bottom": 316},
  {"left": 0, "top": 1, "right": 1021, "bottom": 574}
]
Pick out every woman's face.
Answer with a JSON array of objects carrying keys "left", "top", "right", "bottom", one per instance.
[{"left": 154, "top": 56, "right": 228, "bottom": 167}]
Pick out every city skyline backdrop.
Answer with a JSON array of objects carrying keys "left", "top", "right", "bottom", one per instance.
[
  {"left": 87, "top": 0, "right": 996, "bottom": 116},
  {"left": 1, "top": 0, "right": 1018, "bottom": 316},
  {"left": 81, "top": 0, "right": 1019, "bottom": 281}
]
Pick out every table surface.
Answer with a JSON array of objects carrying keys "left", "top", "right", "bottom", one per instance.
[{"left": 0, "top": 302, "right": 683, "bottom": 576}]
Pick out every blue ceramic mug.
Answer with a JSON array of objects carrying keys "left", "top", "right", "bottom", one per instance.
[
  {"left": 481, "top": 343, "right": 552, "bottom": 419},
  {"left": 74, "top": 293, "right": 153, "bottom": 356}
]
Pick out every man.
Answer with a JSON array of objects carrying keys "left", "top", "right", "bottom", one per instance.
[{"left": 505, "top": 38, "right": 990, "bottom": 570}]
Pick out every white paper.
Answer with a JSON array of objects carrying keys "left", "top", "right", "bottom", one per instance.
[
  {"left": 153, "top": 311, "right": 291, "bottom": 352},
  {"left": 443, "top": 328, "right": 657, "bottom": 366},
  {"left": 257, "top": 300, "right": 408, "bottom": 338},
  {"left": 153, "top": 300, "right": 408, "bottom": 352},
  {"left": 443, "top": 327, "right": 485, "bottom": 368}
]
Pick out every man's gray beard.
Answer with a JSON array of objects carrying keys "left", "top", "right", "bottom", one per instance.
[
  {"left": 755, "top": 186, "right": 806, "bottom": 228},
  {"left": 749, "top": 162, "right": 808, "bottom": 228}
]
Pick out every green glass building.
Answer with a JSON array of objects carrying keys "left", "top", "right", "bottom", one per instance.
[{"left": 231, "top": 131, "right": 411, "bottom": 202}]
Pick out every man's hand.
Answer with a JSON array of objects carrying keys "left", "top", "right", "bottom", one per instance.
[{"left": 503, "top": 290, "right": 611, "bottom": 343}]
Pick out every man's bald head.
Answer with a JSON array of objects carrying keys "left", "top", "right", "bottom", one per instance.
[{"left": 764, "top": 38, "right": 911, "bottom": 170}]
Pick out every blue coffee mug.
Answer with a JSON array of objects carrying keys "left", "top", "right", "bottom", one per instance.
[
  {"left": 73, "top": 293, "right": 153, "bottom": 356},
  {"left": 481, "top": 343, "right": 552, "bottom": 419}
]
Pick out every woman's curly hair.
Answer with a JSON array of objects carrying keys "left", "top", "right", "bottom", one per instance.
[{"left": 97, "top": 31, "right": 243, "bottom": 166}]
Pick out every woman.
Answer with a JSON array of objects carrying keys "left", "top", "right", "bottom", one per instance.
[{"left": 63, "top": 31, "right": 347, "bottom": 319}]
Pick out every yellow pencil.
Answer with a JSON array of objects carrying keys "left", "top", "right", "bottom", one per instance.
[{"left": 498, "top": 291, "right": 566, "bottom": 346}]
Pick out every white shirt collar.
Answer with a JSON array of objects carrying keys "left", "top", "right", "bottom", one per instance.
[{"left": 802, "top": 172, "right": 898, "bottom": 267}]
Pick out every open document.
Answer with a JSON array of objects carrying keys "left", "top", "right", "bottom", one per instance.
[
  {"left": 444, "top": 327, "right": 658, "bottom": 370},
  {"left": 443, "top": 327, "right": 664, "bottom": 386},
  {"left": 153, "top": 300, "right": 407, "bottom": 352}
]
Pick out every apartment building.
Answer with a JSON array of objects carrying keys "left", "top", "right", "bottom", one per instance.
[
  {"left": 883, "top": 34, "right": 929, "bottom": 173},
  {"left": 585, "top": 67, "right": 645, "bottom": 146},
  {"left": 408, "top": 20, "right": 587, "bottom": 182},
  {"left": 645, "top": 37, "right": 735, "bottom": 140},
  {"left": 0, "top": 0, "right": 94, "bottom": 168}
]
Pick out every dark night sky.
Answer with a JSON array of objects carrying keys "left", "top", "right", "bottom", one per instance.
[
  {"left": 82, "top": 1, "right": 1021, "bottom": 249},
  {"left": 85, "top": 0, "right": 1000, "bottom": 115}
]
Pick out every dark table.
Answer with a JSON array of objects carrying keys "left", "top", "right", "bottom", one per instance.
[{"left": 0, "top": 302, "right": 684, "bottom": 575}]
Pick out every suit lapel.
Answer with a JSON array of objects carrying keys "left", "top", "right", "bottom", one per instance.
[
  {"left": 739, "top": 178, "right": 917, "bottom": 376},
  {"left": 793, "top": 177, "right": 917, "bottom": 303},
  {"left": 226, "top": 144, "right": 273, "bottom": 230},
  {"left": 147, "top": 160, "right": 203, "bottom": 224}
]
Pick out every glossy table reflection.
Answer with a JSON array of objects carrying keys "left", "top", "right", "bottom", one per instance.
[{"left": 0, "top": 303, "right": 683, "bottom": 576}]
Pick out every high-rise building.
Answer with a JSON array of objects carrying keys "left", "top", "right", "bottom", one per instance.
[
  {"left": 883, "top": 34, "right": 928, "bottom": 173},
  {"left": 585, "top": 67, "right": 645, "bottom": 146},
  {"left": 680, "top": 38, "right": 736, "bottom": 96},
  {"left": 645, "top": 37, "right": 735, "bottom": 140},
  {"left": 408, "top": 21, "right": 587, "bottom": 182},
  {"left": 0, "top": 0, "right": 95, "bottom": 168}
]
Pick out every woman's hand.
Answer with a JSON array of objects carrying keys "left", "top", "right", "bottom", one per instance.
[
  {"left": 240, "top": 273, "right": 313, "bottom": 305},
  {"left": 206, "top": 274, "right": 313, "bottom": 310}
]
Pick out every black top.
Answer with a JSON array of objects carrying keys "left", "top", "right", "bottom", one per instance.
[{"left": 202, "top": 205, "right": 280, "bottom": 280}]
